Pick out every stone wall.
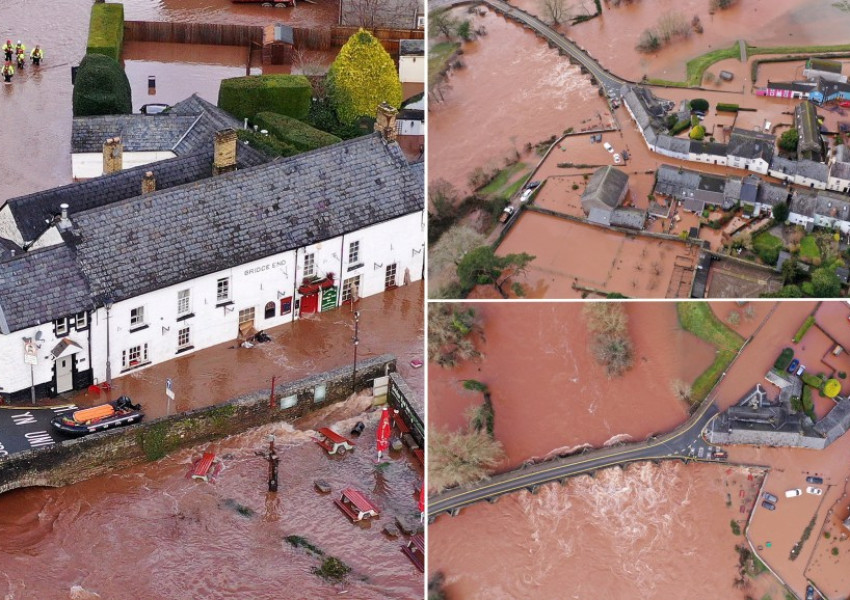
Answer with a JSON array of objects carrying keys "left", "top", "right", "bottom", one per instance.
[{"left": 0, "top": 354, "right": 396, "bottom": 495}]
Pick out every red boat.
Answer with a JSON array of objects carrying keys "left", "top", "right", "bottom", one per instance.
[
  {"left": 188, "top": 452, "right": 223, "bottom": 483},
  {"left": 401, "top": 534, "right": 424, "bottom": 572},
  {"left": 334, "top": 487, "right": 379, "bottom": 522},
  {"left": 841, "top": 101, "right": 850, "bottom": 108},
  {"left": 313, "top": 427, "right": 355, "bottom": 455}
]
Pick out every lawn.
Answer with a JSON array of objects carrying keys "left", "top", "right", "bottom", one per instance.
[
  {"left": 753, "top": 232, "right": 784, "bottom": 265},
  {"left": 480, "top": 162, "right": 529, "bottom": 200},
  {"left": 799, "top": 235, "right": 821, "bottom": 261},
  {"left": 429, "top": 42, "right": 461, "bottom": 88},
  {"left": 678, "top": 303, "right": 745, "bottom": 402}
]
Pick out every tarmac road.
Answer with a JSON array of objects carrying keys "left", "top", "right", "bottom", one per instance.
[
  {"left": 0, "top": 404, "right": 77, "bottom": 458},
  {"left": 429, "top": 399, "right": 720, "bottom": 519}
]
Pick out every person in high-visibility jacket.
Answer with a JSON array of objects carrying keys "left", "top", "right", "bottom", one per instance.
[
  {"left": 30, "top": 45, "right": 43, "bottom": 66},
  {"left": 2, "top": 61, "right": 14, "bottom": 83},
  {"left": 2, "top": 40, "right": 13, "bottom": 62},
  {"left": 14, "top": 41, "right": 25, "bottom": 58},
  {"left": 15, "top": 52, "right": 24, "bottom": 70}
]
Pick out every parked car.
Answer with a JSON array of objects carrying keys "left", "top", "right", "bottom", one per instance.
[
  {"left": 806, "top": 476, "right": 824, "bottom": 485},
  {"left": 761, "top": 501, "right": 776, "bottom": 511},
  {"left": 603, "top": 142, "right": 614, "bottom": 153},
  {"left": 806, "top": 584, "right": 814, "bottom": 600},
  {"left": 806, "top": 486, "right": 823, "bottom": 495},
  {"left": 499, "top": 205, "right": 516, "bottom": 224},
  {"left": 787, "top": 358, "right": 800, "bottom": 374},
  {"left": 140, "top": 103, "right": 170, "bottom": 115},
  {"left": 520, "top": 188, "right": 534, "bottom": 204},
  {"left": 613, "top": 154, "right": 622, "bottom": 164},
  {"left": 526, "top": 181, "right": 542, "bottom": 190},
  {"left": 621, "top": 150, "right": 630, "bottom": 161},
  {"left": 796, "top": 364, "right": 805, "bottom": 376},
  {"left": 785, "top": 489, "right": 802, "bottom": 498},
  {"left": 712, "top": 449, "right": 728, "bottom": 459},
  {"left": 762, "top": 492, "right": 778, "bottom": 503}
]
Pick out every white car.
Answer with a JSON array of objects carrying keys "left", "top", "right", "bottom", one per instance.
[
  {"left": 806, "top": 486, "right": 823, "bottom": 495},
  {"left": 603, "top": 142, "right": 614, "bottom": 153},
  {"left": 520, "top": 188, "right": 534, "bottom": 204},
  {"left": 785, "top": 489, "right": 802, "bottom": 498},
  {"left": 613, "top": 154, "right": 622, "bottom": 164}
]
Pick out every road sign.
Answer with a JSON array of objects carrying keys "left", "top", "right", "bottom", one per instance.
[
  {"left": 165, "top": 378, "right": 175, "bottom": 400},
  {"left": 23, "top": 341, "right": 37, "bottom": 365}
]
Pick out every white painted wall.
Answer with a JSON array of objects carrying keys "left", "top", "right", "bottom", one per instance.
[
  {"left": 72, "top": 151, "right": 176, "bottom": 180},
  {"left": 399, "top": 55, "right": 424, "bottom": 84}
]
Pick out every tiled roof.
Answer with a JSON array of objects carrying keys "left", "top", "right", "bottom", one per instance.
[
  {"left": 815, "top": 191, "right": 850, "bottom": 221},
  {"left": 728, "top": 128, "right": 775, "bottom": 163},
  {"left": 69, "top": 133, "right": 423, "bottom": 303},
  {"left": 756, "top": 183, "right": 789, "bottom": 207},
  {"left": 4, "top": 145, "right": 268, "bottom": 244},
  {"left": 581, "top": 166, "right": 629, "bottom": 213},
  {"left": 654, "top": 164, "right": 700, "bottom": 201},
  {"left": 71, "top": 114, "right": 199, "bottom": 153},
  {"left": 399, "top": 40, "right": 424, "bottom": 56},
  {"left": 791, "top": 191, "right": 818, "bottom": 218},
  {"left": 0, "top": 245, "right": 91, "bottom": 333},
  {"left": 610, "top": 207, "right": 646, "bottom": 230},
  {"left": 796, "top": 159, "right": 829, "bottom": 182}
]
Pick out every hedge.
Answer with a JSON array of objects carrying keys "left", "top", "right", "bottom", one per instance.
[
  {"left": 801, "top": 372, "right": 824, "bottom": 389},
  {"left": 253, "top": 112, "right": 342, "bottom": 152},
  {"left": 792, "top": 315, "right": 816, "bottom": 343},
  {"left": 669, "top": 120, "right": 691, "bottom": 136},
  {"left": 716, "top": 103, "right": 740, "bottom": 113},
  {"left": 218, "top": 75, "right": 312, "bottom": 122},
  {"left": 774, "top": 347, "right": 794, "bottom": 371},
  {"left": 72, "top": 53, "right": 132, "bottom": 117},
  {"left": 86, "top": 2, "right": 124, "bottom": 62},
  {"left": 236, "top": 129, "right": 298, "bottom": 159}
]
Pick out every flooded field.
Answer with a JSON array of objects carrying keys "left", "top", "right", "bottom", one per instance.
[
  {"left": 429, "top": 461, "right": 782, "bottom": 600},
  {"left": 567, "top": 0, "right": 850, "bottom": 83},
  {"left": 428, "top": 8, "right": 606, "bottom": 197},
  {"left": 0, "top": 396, "right": 423, "bottom": 599},
  {"left": 491, "top": 211, "right": 700, "bottom": 299},
  {"left": 429, "top": 302, "right": 714, "bottom": 469}
]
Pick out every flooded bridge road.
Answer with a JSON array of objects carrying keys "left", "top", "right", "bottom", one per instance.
[{"left": 0, "top": 405, "right": 76, "bottom": 456}]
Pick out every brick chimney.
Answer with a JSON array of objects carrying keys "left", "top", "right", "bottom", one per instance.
[
  {"left": 102, "top": 137, "right": 123, "bottom": 175},
  {"left": 374, "top": 102, "right": 398, "bottom": 142},
  {"left": 213, "top": 129, "right": 238, "bottom": 176},
  {"left": 141, "top": 171, "right": 156, "bottom": 194}
]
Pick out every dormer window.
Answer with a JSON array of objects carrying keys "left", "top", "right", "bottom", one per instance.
[{"left": 55, "top": 317, "right": 69, "bottom": 336}]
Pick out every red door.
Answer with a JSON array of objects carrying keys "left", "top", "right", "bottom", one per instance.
[{"left": 300, "top": 293, "right": 319, "bottom": 315}]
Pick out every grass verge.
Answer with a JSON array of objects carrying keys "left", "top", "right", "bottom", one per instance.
[
  {"left": 678, "top": 303, "right": 745, "bottom": 402},
  {"left": 429, "top": 42, "right": 461, "bottom": 89}
]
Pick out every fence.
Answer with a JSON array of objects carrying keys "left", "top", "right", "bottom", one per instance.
[{"left": 124, "top": 21, "right": 263, "bottom": 47}]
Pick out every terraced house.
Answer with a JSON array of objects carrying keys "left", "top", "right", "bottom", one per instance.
[{"left": 0, "top": 116, "right": 424, "bottom": 402}]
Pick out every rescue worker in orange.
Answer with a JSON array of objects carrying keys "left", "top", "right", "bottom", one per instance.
[
  {"left": 2, "top": 60, "right": 14, "bottom": 83},
  {"left": 2, "top": 40, "right": 13, "bottom": 62},
  {"left": 30, "top": 45, "right": 43, "bottom": 66}
]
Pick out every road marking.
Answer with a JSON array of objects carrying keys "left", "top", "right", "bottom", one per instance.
[
  {"left": 24, "top": 430, "right": 54, "bottom": 449},
  {"left": 11, "top": 412, "right": 36, "bottom": 426}
]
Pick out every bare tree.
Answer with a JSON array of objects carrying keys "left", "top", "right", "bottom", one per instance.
[
  {"left": 540, "top": 0, "right": 567, "bottom": 25},
  {"left": 342, "top": 0, "right": 419, "bottom": 29},
  {"left": 656, "top": 11, "right": 691, "bottom": 43},
  {"left": 670, "top": 379, "right": 693, "bottom": 403},
  {"left": 428, "top": 303, "right": 482, "bottom": 366},
  {"left": 429, "top": 428, "right": 505, "bottom": 492}
]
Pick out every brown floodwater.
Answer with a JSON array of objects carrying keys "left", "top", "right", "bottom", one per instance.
[
  {"left": 428, "top": 8, "right": 604, "bottom": 197},
  {"left": 0, "top": 395, "right": 423, "bottom": 599},
  {"left": 429, "top": 461, "right": 783, "bottom": 600},
  {"left": 428, "top": 302, "right": 713, "bottom": 469}
]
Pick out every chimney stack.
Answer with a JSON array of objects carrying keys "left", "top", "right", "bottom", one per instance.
[
  {"left": 102, "top": 137, "right": 123, "bottom": 175},
  {"left": 141, "top": 171, "right": 156, "bottom": 194},
  {"left": 374, "top": 102, "right": 398, "bottom": 143},
  {"left": 57, "top": 203, "right": 72, "bottom": 232},
  {"left": 213, "top": 129, "right": 238, "bottom": 176}
]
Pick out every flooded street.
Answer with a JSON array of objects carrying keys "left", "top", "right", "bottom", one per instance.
[
  {"left": 0, "top": 396, "right": 423, "bottom": 599},
  {"left": 429, "top": 302, "right": 713, "bottom": 469}
]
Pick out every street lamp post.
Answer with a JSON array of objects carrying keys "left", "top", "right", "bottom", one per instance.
[
  {"left": 105, "top": 298, "right": 113, "bottom": 387},
  {"left": 351, "top": 310, "right": 360, "bottom": 392}
]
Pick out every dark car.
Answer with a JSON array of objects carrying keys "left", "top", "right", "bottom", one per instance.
[
  {"left": 787, "top": 358, "right": 800, "bottom": 373},
  {"left": 806, "top": 584, "right": 814, "bottom": 600},
  {"left": 806, "top": 476, "right": 824, "bottom": 485},
  {"left": 762, "top": 492, "right": 778, "bottom": 503},
  {"left": 761, "top": 501, "right": 776, "bottom": 511}
]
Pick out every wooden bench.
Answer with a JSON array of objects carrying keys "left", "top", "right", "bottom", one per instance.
[{"left": 72, "top": 404, "right": 115, "bottom": 423}]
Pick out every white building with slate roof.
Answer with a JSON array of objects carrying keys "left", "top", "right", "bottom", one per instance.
[{"left": 0, "top": 123, "right": 423, "bottom": 403}]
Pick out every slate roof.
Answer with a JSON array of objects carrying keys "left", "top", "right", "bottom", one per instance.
[
  {"left": 830, "top": 161, "right": 850, "bottom": 181},
  {"left": 813, "top": 398, "right": 850, "bottom": 445},
  {"left": 0, "top": 245, "right": 91, "bottom": 334},
  {"left": 654, "top": 164, "right": 700, "bottom": 201},
  {"left": 728, "top": 128, "right": 775, "bottom": 163},
  {"left": 756, "top": 183, "right": 789, "bottom": 208},
  {"left": 610, "top": 207, "right": 646, "bottom": 230},
  {"left": 740, "top": 176, "right": 759, "bottom": 204},
  {"left": 795, "top": 101, "right": 823, "bottom": 161},
  {"left": 689, "top": 140, "right": 728, "bottom": 157},
  {"left": 4, "top": 144, "right": 269, "bottom": 245},
  {"left": 168, "top": 94, "right": 260, "bottom": 158},
  {"left": 796, "top": 159, "right": 829, "bottom": 183},
  {"left": 655, "top": 135, "right": 690, "bottom": 156},
  {"left": 587, "top": 207, "right": 612, "bottom": 227},
  {"left": 767, "top": 81, "right": 817, "bottom": 93},
  {"left": 815, "top": 191, "right": 850, "bottom": 221},
  {"left": 69, "top": 133, "right": 423, "bottom": 303},
  {"left": 581, "top": 166, "right": 629, "bottom": 214},
  {"left": 770, "top": 156, "right": 797, "bottom": 177},
  {"left": 723, "top": 178, "right": 742, "bottom": 210},
  {"left": 790, "top": 191, "right": 818, "bottom": 218}
]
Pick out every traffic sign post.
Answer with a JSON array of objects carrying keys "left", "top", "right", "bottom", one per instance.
[
  {"left": 23, "top": 339, "right": 38, "bottom": 405},
  {"left": 165, "top": 378, "right": 175, "bottom": 415}
]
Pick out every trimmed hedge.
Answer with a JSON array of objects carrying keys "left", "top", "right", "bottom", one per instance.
[
  {"left": 801, "top": 372, "right": 824, "bottom": 389},
  {"left": 72, "top": 53, "right": 132, "bottom": 117},
  {"left": 253, "top": 112, "right": 342, "bottom": 152},
  {"left": 793, "top": 315, "right": 816, "bottom": 343},
  {"left": 717, "top": 103, "right": 740, "bottom": 113},
  {"left": 774, "top": 347, "right": 794, "bottom": 371},
  {"left": 86, "top": 2, "right": 124, "bottom": 62},
  {"left": 218, "top": 75, "right": 312, "bottom": 122},
  {"left": 236, "top": 129, "right": 298, "bottom": 158}
]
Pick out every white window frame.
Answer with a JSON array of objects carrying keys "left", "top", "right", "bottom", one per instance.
[
  {"left": 385, "top": 263, "right": 397, "bottom": 289},
  {"left": 122, "top": 343, "right": 149, "bottom": 369},
  {"left": 177, "top": 326, "right": 191, "bottom": 350},
  {"left": 304, "top": 253, "right": 316, "bottom": 278},
  {"left": 130, "top": 306, "right": 145, "bottom": 329},
  {"left": 342, "top": 275, "right": 361, "bottom": 303},
  {"left": 216, "top": 277, "right": 230, "bottom": 304},
  {"left": 55, "top": 317, "right": 69, "bottom": 336},
  {"left": 76, "top": 311, "right": 88, "bottom": 330},
  {"left": 239, "top": 307, "right": 255, "bottom": 325},
  {"left": 417, "top": 14, "right": 425, "bottom": 28},
  {"left": 177, "top": 289, "right": 191, "bottom": 317},
  {"left": 348, "top": 240, "right": 360, "bottom": 264}
]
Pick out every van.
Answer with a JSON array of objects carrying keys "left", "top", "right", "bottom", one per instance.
[
  {"left": 796, "top": 365, "right": 806, "bottom": 376},
  {"left": 785, "top": 488, "right": 802, "bottom": 498}
]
